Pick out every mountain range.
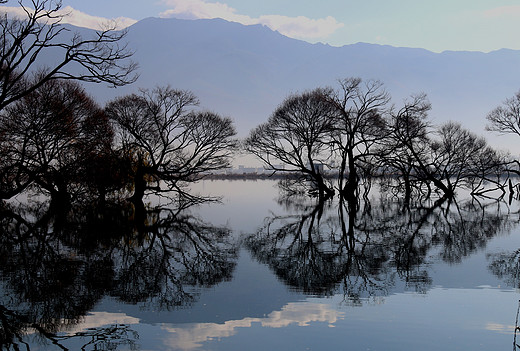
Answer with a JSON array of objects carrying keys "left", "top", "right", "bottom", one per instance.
[{"left": 76, "top": 17, "right": 520, "bottom": 151}]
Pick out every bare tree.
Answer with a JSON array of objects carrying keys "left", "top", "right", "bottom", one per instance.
[
  {"left": 431, "top": 122, "right": 505, "bottom": 194},
  {"left": 486, "top": 91, "right": 520, "bottom": 186},
  {"left": 244, "top": 89, "right": 336, "bottom": 200},
  {"left": 327, "top": 78, "right": 391, "bottom": 196},
  {"left": 384, "top": 94, "right": 504, "bottom": 198},
  {"left": 0, "top": 79, "right": 112, "bottom": 201},
  {"left": 378, "top": 94, "right": 432, "bottom": 201},
  {"left": 105, "top": 86, "right": 237, "bottom": 205},
  {"left": 486, "top": 91, "right": 520, "bottom": 137},
  {"left": 0, "top": 0, "right": 137, "bottom": 110}
]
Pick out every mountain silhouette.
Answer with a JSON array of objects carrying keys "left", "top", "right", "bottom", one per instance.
[{"left": 71, "top": 17, "right": 520, "bottom": 149}]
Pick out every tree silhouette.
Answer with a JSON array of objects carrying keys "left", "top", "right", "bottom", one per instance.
[
  {"left": 106, "top": 86, "right": 237, "bottom": 206},
  {"left": 327, "top": 78, "right": 391, "bottom": 197},
  {"left": 381, "top": 94, "right": 505, "bottom": 198},
  {"left": 0, "top": 0, "right": 137, "bottom": 111},
  {"left": 245, "top": 187, "right": 516, "bottom": 300},
  {"left": 486, "top": 90, "right": 520, "bottom": 189},
  {"left": 244, "top": 88, "right": 336, "bottom": 200},
  {"left": 0, "top": 195, "right": 238, "bottom": 349},
  {"left": 0, "top": 79, "right": 113, "bottom": 201}
]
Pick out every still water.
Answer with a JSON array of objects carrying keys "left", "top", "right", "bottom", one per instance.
[{"left": 2, "top": 179, "right": 520, "bottom": 350}]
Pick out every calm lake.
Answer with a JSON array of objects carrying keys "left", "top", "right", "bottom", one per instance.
[{"left": 2, "top": 179, "right": 520, "bottom": 350}]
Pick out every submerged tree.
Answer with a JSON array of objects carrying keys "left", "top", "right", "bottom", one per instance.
[
  {"left": 486, "top": 91, "right": 520, "bottom": 185},
  {"left": 0, "top": 0, "right": 137, "bottom": 111},
  {"left": 244, "top": 88, "right": 336, "bottom": 200},
  {"left": 0, "top": 79, "right": 113, "bottom": 201},
  {"left": 430, "top": 122, "right": 507, "bottom": 195},
  {"left": 327, "top": 78, "right": 391, "bottom": 197},
  {"left": 106, "top": 86, "right": 237, "bottom": 205},
  {"left": 382, "top": 94, "right": 505, "bottom": 198},
  {"left": 378, "top": 94, "right": 432, "bottom": 201}
]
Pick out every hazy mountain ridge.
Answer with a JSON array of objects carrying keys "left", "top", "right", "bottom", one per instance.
[{"left": 75, "top": 17, "right": 520, "bottom": 149}]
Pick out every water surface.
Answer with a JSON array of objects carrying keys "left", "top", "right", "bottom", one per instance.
[{"left": 1, "top": 179, "right": 520, "bottom": 350}]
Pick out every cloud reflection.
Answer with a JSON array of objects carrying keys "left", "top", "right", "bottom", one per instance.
[
  {"left": 63, "top": 312, "right": 141, "bottom": 335},
  {"left": 485, "top": 323, "right": 515, "bottom": 335},
  {"left": 161, "top": 302, "right": 344, "bottom": 350}
]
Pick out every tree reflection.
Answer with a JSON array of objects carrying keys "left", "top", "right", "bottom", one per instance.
[
  {"left": 488, "top": 249, "right": 520, "bottom": 289},
  {"left": 0, "top": 198, "right": 238, "bottom": 349},
  {"left": 246, "top": 190, "right": 517, "bottom": 302}
]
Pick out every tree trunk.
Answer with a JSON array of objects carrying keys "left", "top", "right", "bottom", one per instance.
[
  {"left": 341, "top": 149, "right": 358, "bottom": 197},
  {"left": 130, "top": 165, "right": 147, "bottom": 202}
]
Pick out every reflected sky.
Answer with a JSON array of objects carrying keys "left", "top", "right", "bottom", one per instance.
[
  {"left": 59, "top": 285, "right": 520, "bottom": 351},
  {"left": 3, "top": 180, "right": 520, "bottom": 350},
  {"left": 63, "top": 312, "right": 141, "bottom": 335},
  {"left": 161, "top": 302, "right": 344, "bottom": 350}
]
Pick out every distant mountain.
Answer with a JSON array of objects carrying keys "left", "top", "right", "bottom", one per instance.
[{"left": 77, "top": 17, "right": 520, "bottom": 150}]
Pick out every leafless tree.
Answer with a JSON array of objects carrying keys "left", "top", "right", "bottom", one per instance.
[
  {"left": 327, "top": 78, "right": 391, "bottom": 196},
  {"left": 379, "top": 94, "right": 433, "bottom": 199},
  {"left": 384, "top": 93, "right": 505, "bottom": 198},
  {"left": 486, "top": 91, "right": 520, "bottom": 137},
  {"left": 431, "top": 122, "right": 507, "bottom": 195},
  {"left": 105, "top": 86, "right": 237, "bottom": 205},
  {"left": 0, "top": 0, "right": 137, "bottom": 111},
  {"left": 486, "top": 91, "right": 520, "bottom": 185},
  {"left": 244, "top": 89, "right": 336, "bottom": 200},
  {"left": 0, "top": 79, "right": 112, "bottom": 201}
]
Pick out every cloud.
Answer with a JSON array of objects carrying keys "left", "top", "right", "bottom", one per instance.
[
  {"left": 485, "top": 322, "right": 516, "bottom": 334},
  {"left": 159, "top": 0, "right": 343, "bottom": 39},
  {"left": 483, "top": 6, "right": 520, "bottom": 19},
  {"left": 65, "top": 312, "right": 141, "bottom": 336},
  {"left": 161, "top": 302, "right": 345, "bottom": 350},
  {"left": 58, "top": 6, "right": 137, "bottom": 30},
  {"left": 0, "top": 5, "right": 137, "bottom": 30}
]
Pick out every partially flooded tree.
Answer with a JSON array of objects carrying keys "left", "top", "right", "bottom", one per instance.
[
  {"left": 384, "top": 94, "right": 504, "bottom": 198},
  {"left": 380, "top": 94, "right": 433, "bottom": 199},
  {"left": 327, "top": 78, "right": 391, "bottom": 197},
  {"left": 0, "top": 79, "right": 112, "bottom": 202},
  {"left": 0, "top": 0, "right": 137, "bottom": 110},
  {"left": 106, "top": 86, "right": 237, "bottom": 205},
  {"left": 244, "top": 89, "right": 336, "bottom": 200},
  {"left": 431, "top": 122, "right": 506, "bottom": 196},
  {"left": 486, "top": 91, "right": 520, "bottom": 184}
]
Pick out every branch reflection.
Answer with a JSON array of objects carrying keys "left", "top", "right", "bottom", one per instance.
[
  {"left": 246, "top": 191, "right": 517, "bottom": 303},
  {"left": 0, "top": 198, "right": 238, "bottom": 349}
]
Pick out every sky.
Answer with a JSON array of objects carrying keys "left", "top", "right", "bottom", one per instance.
[{"left": 2, "top": 0, "right": 520, "bottom": 53}]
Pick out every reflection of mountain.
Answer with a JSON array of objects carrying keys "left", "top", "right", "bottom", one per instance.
[
  {"left": 0, "top": 199, "right": 238, "bottom": 349},
  {"left": 246, "top": 194, "right": 519, "bottom": 300}
]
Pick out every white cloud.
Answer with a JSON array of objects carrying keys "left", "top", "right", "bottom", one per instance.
[
  {"left": 483, "top": 5, "right": 520, "bottom": 19},
  {"left": 58, "top": 6, "right": 137, "bottom": 30},
  {"left": 159, "top": 0, "right": 343, "bottom": 39},
  {"left": 485, "top": 322, "right": 516, "bottom": 334},
  {"left": 0, "top": 5, "right": 137, "bottom": 30},
  {"left": 161, "top": 302, "right": 345, "bottom": 350}
]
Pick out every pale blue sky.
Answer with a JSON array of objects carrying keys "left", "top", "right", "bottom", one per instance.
[{"left": 4, "top": 0, "right": 520, "bottom": 52}]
